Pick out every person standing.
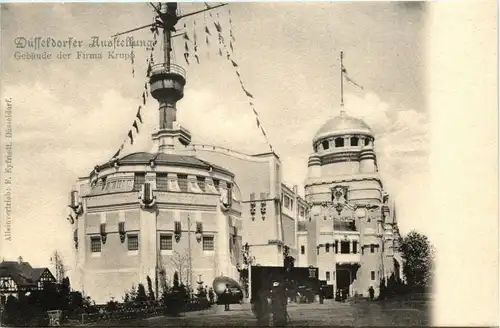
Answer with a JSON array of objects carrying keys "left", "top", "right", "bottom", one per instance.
[
  {"left": 208, "top": 287, "right": 215, "bottom": 304},
  {"left": 368, "top": 286, "right": 375, "bottom": 300},
  {"left": 223, "top": 284, "right": 231, "bottom": 311}
]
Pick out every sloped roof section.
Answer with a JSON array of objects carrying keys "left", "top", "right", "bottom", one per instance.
[{"left": 93, "top": 152, "right": 234, "bottom": 177}]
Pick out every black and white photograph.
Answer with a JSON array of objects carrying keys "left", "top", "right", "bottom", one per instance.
[{"left": 0, "top": 2, "right": 497, "bottom": 327}]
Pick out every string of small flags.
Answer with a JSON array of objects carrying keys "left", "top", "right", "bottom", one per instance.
[
  {"left": 106, "top": 27, "right": 158, "bottom": 164},
  {"left": 194, "top": 8, "right": 273, "bottom": 152}
]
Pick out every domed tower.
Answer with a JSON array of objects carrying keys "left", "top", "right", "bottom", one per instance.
[
  {"left": 303, "top": 110, "right": 398, "bottom": 298},
  {"left": 300, "top": 52, "right": 400, "bottom": 297},
  {"left": 68, "top": 3, "right": 243, "bottom": 304}
]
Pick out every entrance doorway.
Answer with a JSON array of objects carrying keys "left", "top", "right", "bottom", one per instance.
[{"left": 336, "top": 269, "right": 351, "bottom": 297}]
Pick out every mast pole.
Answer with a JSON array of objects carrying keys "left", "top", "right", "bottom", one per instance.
[{"left": 340, "top": 51, "right": 345, "bottom": 115}]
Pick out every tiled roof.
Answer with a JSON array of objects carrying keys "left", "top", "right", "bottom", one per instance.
[{"left": 0, "top": 261, "right": 53, "bottom": 287}]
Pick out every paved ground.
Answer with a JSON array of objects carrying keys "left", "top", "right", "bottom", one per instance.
[{"left": 104, "top": 298, "right": 430, "bottom": 327}]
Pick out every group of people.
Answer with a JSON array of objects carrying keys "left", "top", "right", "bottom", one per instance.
[{"left": 252, "top": 281, "right": 289, "bottom": 326}]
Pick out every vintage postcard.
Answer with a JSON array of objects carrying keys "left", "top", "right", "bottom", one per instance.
[{"left": 0, "top": 2, "right": 497, "bottom": 327}]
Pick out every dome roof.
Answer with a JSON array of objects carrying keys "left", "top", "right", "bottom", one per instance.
[
  {"left": 93, "top": 152, "right": 233, "bottom": 177},
  {"left": 313, "top": 114, "right": 373, "bottom": 143}
]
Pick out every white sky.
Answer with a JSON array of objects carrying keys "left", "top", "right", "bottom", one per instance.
[{"left": 2, "top": 2, "right": 428, "bottom": 268}]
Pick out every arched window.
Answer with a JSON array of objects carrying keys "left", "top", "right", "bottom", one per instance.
[
  {"left": 350, "top": 137, "right": 359, "bottom": 146},
  {"left": 322, "top": 140, "right": 329, "bottom": 150},
  {"left": 364, "top": 138, "right": 370, "bottom": 146},
  {"left": 335, "top": 138, "right": 344, "bottom": 147}
]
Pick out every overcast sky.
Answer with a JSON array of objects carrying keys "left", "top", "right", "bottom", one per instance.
[{"left": 1, "top": 2, "right": 428, "bottom": 269}]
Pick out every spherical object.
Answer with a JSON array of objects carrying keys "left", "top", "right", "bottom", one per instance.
[{"left": 313, "top": 114, "right": 373, "bottom": 143}]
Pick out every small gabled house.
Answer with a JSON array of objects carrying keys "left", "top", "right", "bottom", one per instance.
[{"left": 0, "top": 257, "right": 56, "bottom": 305}]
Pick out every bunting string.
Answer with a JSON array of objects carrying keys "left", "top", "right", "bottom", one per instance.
[
  {"left": 106, "top": 27, "right": 158, "bottom": 163},
  {"left": 197, "top": 9, "right": 273, "bottom": 152}
]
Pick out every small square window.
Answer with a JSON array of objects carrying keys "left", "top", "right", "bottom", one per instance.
[
  {"left": 160, "top": 235, "right": 173, "bottom": 250},
  {"left": 300, "top": 245, "right": 305, "bottom": 255},
  {"left": 350, "top": 137, "right": 359, "bottom": 146},
  {"left": 90, "top": 237, "right": 101, "bottom": 253},
  {"left": 128, "top": 235, "right": 139, "bottom": 251},
  {"left": 322, "top": 140, "right": 330, "bottom": 150},
  {"left": 325, "top": 244, "right": 330, "bottom": 253},
  {"left": 370, "top": 244, "right": 375, "bottom": 253},
  {"left": 335, "top": 138, "right": 344, "bottom": 147},
  {"left": 203, "top": 236, "right": 214, "bottom": 251}
]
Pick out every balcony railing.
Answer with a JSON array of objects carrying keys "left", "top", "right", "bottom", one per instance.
[{"left": 150, "top": 63, "right": 186, "bottom": 79}]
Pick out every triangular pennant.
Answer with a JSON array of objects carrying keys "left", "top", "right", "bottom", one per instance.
[
  {"left": 142, "top": 92, "right": 146, "bottom": 105},
  {"left": 112, "top": 148, "right": 121, "bottom": 159},
  {"left": 256, "top": 118, "right": 260, "bottom": 128},
  {"left": 133, "top": 121, "right": 139, "bottom": 133},
  {"left": 230, "top": 41, "right": 234, "bottom": 52},
  {"left": 185, "top": 41, "right": 189, "bottom": 52},
  {"left": 231, "top": 60, "right": 238, "bottom": 68},
  {"left": 205, "top": 26, "right": 211, "bottom": 36},
  {"left": 184, "top": 53, "right": 190, "bottom": 65},
  {"left": 183, "top": 33, "right": 190, "bottom": 41},
  {"left": 252, "top": 107, "right": 259, "bottom": 116},
  {"left": 243, "top": 87, "right": 254, "bottom": 98},
  {"left": 128, "top": 131, "right": 134, "bottom": 144},
  {"left": 195, "top": 54, "right": 200, "bottom": 64},
  {"left": 206, "top": 35, "right": 209, "bottom": 45},
  {"left": 214, "top": 21, "right": 222, "bottom": 33},
  {"left": 136, "top": 106, "right": 143, "bottom": 123}
]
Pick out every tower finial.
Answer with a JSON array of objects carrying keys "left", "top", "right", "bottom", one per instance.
[{"left": 340, "top": 51, "right": 345, "bottom": 116}]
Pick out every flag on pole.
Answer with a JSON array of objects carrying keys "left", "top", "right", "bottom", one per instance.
[
  {"left": 133, "top": 121, "right": 139, "bottom": 133},
  {"left": 342, "top": 66, "right": 364, "bottom": 90}
]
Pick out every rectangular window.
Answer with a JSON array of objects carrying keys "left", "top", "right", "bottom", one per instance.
[
  {"left": 325, "top": 243, "right": 330, "bottom": 253},
  {"left": 300, "top": 245, "right": 305, "bottom": 255},
  {"left": 90, "top": 237, "right": 101, "bottom": 253},
  {"left": 156, "top": 174, "right": 168, "bottom": 191},
  {"left": 133, "top": 173, "right": 145, "bottom": 191},
  {"left": 197, "top": 177, "right": 206, "bottom": 192},
  {"left": 340, "top": 241, "right": 350, "bottom": 254},
  {"left": 203, "top": 236, "right": 215, "bottom": 251},
  {"left": 177, "top": 174, "right": 188, "bottom": 192},
  {"left": 160, "top": 235, "right": 173, "bottom": 250},
  {"left": 352, "top": 241, "right": 358, "bottom": 254},
  {"left": 127, "top": 235, "right": 139, "bottom": 251},
  {"left": 335, "top": 241, "right": 338, "bottom": 254},
  {"left": 371, "top": 271, "right": 375, "bottom": 280},
  {"left": 370, "top": 244, "right": 375, "bottom": 253},
  {"left": 290, "top": 199, "right": 294, "bottom": 210},
  {"left": 284, "top": 196, "right": 290, "bottom": 209},
  {"left": 326, "top": 271, "right": 331, "bottom": 281}
]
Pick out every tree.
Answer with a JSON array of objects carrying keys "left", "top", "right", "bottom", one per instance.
[
  {"left": 169, "top": 250, "right": 191, "bottom": 285},
  {"left": 400, "top": 230, "right": 434, "bottom": 290},
  {"left": 173, "top": 271, "right": 180, "bottom": 288},
  {"left": 146, "top": 276, "right": 155, "bottom": 301},
  {"left": 50, "top": 250, "right": 68, "bottom": 283},
  {"left": 136, "top": 283, "right": 148, "bottom": 303}
]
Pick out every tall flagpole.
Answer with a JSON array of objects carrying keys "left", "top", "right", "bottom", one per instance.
[{"left": 340, "top": 51, "right": 345, "bottom": 115}]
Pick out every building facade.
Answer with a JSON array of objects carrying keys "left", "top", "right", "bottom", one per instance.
[
  {"left": 296, "top": 112, "right": 402, "bottom": 297},
  {"left": 0, "top": 258, "right": 56, "bottom": 305}
]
